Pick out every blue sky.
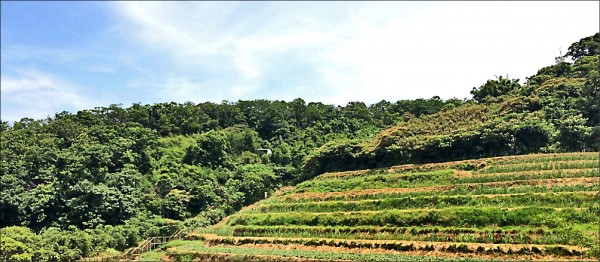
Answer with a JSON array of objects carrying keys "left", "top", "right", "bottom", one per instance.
[{"left": 1, "top": 1, "right": 599, "bottom": 122}]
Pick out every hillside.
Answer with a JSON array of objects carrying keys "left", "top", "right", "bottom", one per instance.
[
  {"left": 302, "top": 33, "right": 599, "bottom": 178},
  {"left": 1, "top": 32, "right": 598, "bottom": 261},
  {"left": 145, "top": 152, "right": 599, "bottom": 261},
  {"left": 0, "top": 81, "right": 464, "bottom": 260}
]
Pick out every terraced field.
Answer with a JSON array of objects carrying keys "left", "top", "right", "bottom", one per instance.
[{"left": 147, "top": 152, "right": 599, "bottom": 261}]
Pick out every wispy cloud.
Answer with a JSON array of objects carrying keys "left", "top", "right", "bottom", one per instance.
[
  {"left": 1, "top": 68, "right": 93, "bottom": 122},
  {"left": 3, "top": 2, "right": 597, "bottom": 122},
  {"left": 110, "top": 1, "right": 599, "bottom": 105}
]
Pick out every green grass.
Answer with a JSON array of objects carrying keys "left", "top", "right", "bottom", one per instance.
[
  {"left": 478, "top": 160, "right": 598, "bottom": 174},
  {"left": 249, "top": 191, "right": 597, "bottom": 213},
  {"left": 294, "top": 168, "right": 597, "bottom": 193},
  {"left": 193, "top": 226, "right": 235, "bottom": 236},
  {"left": 139, "top": 250, "right": 163, "bottom": 261},
  {"left": 228, "top": 206, "right": 598, "bottom": 228},
  {"left": 271, "top": 184, "right": 599, "bottom": 203},
  {"left": 491, "top": 152, "right": 598, "bottom": 165},
  {"left": 226, "top": 224, "right": 597, "bottom": 245}
]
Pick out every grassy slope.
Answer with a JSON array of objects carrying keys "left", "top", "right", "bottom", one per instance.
[{"left": 147, "top": 152, "right": 599, "bottom": 261}]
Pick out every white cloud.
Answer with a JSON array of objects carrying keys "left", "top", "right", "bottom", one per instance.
[
  {"left": 0, "top": 69, "right": 93, "bottom": 122},
  {"left": 110, "top": 1, "right": 600, "bottom": 105}
]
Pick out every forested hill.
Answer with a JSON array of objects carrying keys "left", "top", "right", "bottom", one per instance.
[
  {"left": 1, "top": 86, "right": 464, "bottom": 259},
  {"left": 0, "top": 33, "right": 598, "bottom": 261},
  {"left": 302, "top": 33, "right": 599, "bottom": 179}
]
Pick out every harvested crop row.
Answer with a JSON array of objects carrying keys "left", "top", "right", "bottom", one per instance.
[
  {"left": 241, "top": 205, "right": 590, "bottom": 216},
  {"left": 259, "top": 190, "right": 600, "bottom": 210},
  {"left": 315, "top": 152, "right": 598, "bottom": 180},
  {"left": 277, "top": 177, "right": 598, "bottom": 202},
  {"left": 194, "top": 234, "right": 592, "bottom": 258},
  {"left": 228, "top": 206, "right": 597, "bottom": 229},
  {"left": 248, "top": 191, "right": 598, "bottom": 214},
  {"left": 294, "top": 169, "right": 598, "bottom": 193},
  {"left": 224, "top": 224, "right": 596, "bottom": 246},
  {"left": 166, "top": 245, "right": 497, "bottom": 262},
  {"left": 453, "top": 168, "right": 595, "bottom": 178},
  {"left": 490, "top": 152, "right": 599, "bottom": 165},
  {"left": 168, "top": 251, "right": 333, "bottom": 262},
  {"left": 479, "top": 160, "right": 599, "bottom": 174}
]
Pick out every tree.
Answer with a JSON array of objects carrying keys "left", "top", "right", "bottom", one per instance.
[
  {"left": 155, "top": 174, "right": 173, "bottom": 198},
  {"left": 161, "top": 189, "right": 191, "bottom": 220},
  {"left": 555, "top": 114, "right": 593, "bottom": 151},
  {"left": 184, "top": 131, "right": 232, "bottom": 169},
  {"left": 564, "top": 32, "right": 600, "bottom": 61},
  {"left": 0, "top": 236, "right": 32, "bottom": 261},
  {"left": 231, "top": 164, "right": 278, "bottom": 206},
  {"left": 471, "top": 76, "right": 521, "bottom": 102}
]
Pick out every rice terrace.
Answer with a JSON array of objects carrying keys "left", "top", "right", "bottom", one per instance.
[{"left": 138, "top": 152, "right": 599, "bottom": 261}]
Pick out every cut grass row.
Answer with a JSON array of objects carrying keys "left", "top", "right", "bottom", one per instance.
[
  {"left": 190, "top": 235, "right": 593, "bottom": 258},
  {"left": 314, "top": 152, "right": 598, "bottom": 180},
  {"left": 195, "top": 224, "right": 597, "bottom": 246},
  {"left": 165, "top": 243, "right": 497, "bottom": 262},
  {"left": 249, "top": 191, "right": 597, "bottom": 213},
  {"left": 294, "top": 168, "right": 598, "bottom": 193},
  {"left": 478, "top": 160, "right": 598, "bottom": 174},
  {"left": 228, "top": 206, "right": 598, "bottom": 229},
  {"left": 490, "top": 152, "right": 598, "bottom": 165},
  {"left": 274, "top": 182, "right": 599, "bottom": 203}
]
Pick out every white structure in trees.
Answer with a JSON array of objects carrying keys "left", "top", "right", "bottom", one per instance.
[{"left": 257, "top": 148, "right": 272, "bottom": 155}]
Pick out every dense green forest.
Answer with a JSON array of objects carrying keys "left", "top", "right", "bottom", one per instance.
[{"left": 1, "top": 33, "right": 598, "bottom": 261}]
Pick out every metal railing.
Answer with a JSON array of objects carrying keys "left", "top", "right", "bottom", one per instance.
[
  {"left": 95, "top": 229, "right": 188, "bottom": 261},
  {"left": 125, "top": 229, "right": 187, "bottom": 259}
]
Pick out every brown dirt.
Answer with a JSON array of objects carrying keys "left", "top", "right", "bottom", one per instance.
[{"left": 277, "top": 177, "right": 598, "bottom": 201}]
